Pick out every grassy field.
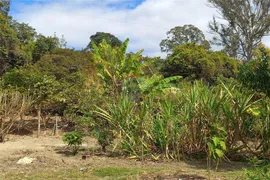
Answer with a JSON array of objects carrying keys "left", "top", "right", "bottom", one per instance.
[{"left": 1, "top": 166, "right": 245, "bottom": 180}]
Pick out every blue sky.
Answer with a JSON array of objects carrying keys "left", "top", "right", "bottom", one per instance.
[
  {"left": 10, "top": 0, "right": 146, "bottom": 10},
  {"left": 11, "top": 0, "right": 263, "bottom": 57}
]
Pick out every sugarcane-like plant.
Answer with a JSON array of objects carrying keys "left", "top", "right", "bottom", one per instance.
[{"left": 0, "top": 91, "right": 32, "bottom": 142}]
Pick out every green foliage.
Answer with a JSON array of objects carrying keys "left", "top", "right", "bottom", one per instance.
[
  {"left": 142, "top": 56, "right": 164, "bottom": 75},
  {"left": 94, "top": 80, "right": 270, "bottom": 161},
  {"left": 32, "top": 34, "right": 60, "bottom": 62},
  {"left": 91, "top": 38, "right": 147, "bottom": 96},
  {"left": 137, "top": 75, "right": 182, "bottom": 95},
  {"left": 33, "top": 48, "right": 93, "bottom": 82},
  {"left": 95, "top": 94, "right": 153, "bottom": 156},
  {"left": 21, "top": 40, "right": 35, "bottom": 62},
  {"left": 244, "top": 166, "right": 270, "bottom": 180},
  {"left": 2, "top": 69, "right": 59, "bottom": 100},
  {"left": 90, "top": 40, "right": 183, "bottom": 152},
  {"left": 0, "top": 11, "right": 20, "bottom": 75},
  {"left": 1, "top": 46, "right": 102, "bottom": 119},
  {"left": 93, "top": 167, "right": 142, "bottom": 179},
  {"left": 238, "top": 46, "right": 270, "bottom": 96},
  {"left": 93, "top": 127, "right": 115, "bottom": 152},
  {"left": 0, "top": 0, "right": 10, "bottom": 17},
  {"left": 1, "top": 68, "right": 64, "bottom": 117},
  {"left": 86, "top": 32, "right": 122, "bottom": 51},
  {"left": 207, "top": 126, "right": 227, "bottom": 170},
  {"left": 161, "top": 43, "right": 238, "bottom": 83},
  {"left": 0, "top": 7, "right": 37, "bottom": 73},
  {"left": 89, "top": 39, "right": 268, "bottom": 161},
  {"left": 244, "top": 159, "right": 270, "bottom": 180},
  {"left": 160, "top": 25, "right": 210, "bottom": 53},
  {"left": 11, "top": 21, "right": 36, "bottom": 47},
  {"left": 63, "top": 131, "right": 83, "bottom": 155}
]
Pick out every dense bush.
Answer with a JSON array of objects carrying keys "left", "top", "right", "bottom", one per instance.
[
  {"left": 33, "top": 48, "right": 96, "bottom": 82},
  {"left": 238, "top": 45, "right": 270, "bottom": 96},
  {"left": 161, "top": 43, "right": 238, "bottom": 83},
  {"left": 94, "top": 80, "right": 270, "bottom": 166},
  {"left": 1, "top": 48, "right": 99, "bottom": 115}
]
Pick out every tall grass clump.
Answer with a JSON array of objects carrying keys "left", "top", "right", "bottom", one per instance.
[
  {"left": 95, "top": 80, "right": 270, "bottom": 165},
  {"left": 0, "top": 90, "right": 32, "bottom": 142}
]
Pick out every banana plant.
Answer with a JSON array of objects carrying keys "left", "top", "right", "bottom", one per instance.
[
  {"left": 137, "top": 75, "right": 182, "bottom": 95},
  {"left": 91, "top": 39, "right": 149, "bottom": 95}
]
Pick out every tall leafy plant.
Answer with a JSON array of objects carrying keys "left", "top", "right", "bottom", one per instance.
[{"left": 91, "top": 39, "right": 148, "bottom": 96}]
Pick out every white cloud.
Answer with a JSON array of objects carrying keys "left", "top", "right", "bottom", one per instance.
[{"left": 11, "top": 0, "right": 219, "bottom": 57}]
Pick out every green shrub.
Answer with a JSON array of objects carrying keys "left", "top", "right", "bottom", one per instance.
[
  {"left": 238, "top": 45, "right": 270, "bottom": 96},
  {"left": 160, "top": 43, "right": 238, "bottom": 83},
  {"left": 244, "top": 165, "right": 270, "bottom": 180},
  {"left": 63, "top": 131, "right": 83, "bottom": 155},
  {"left": 244, "top": 159, "right": 270, "bottom": 180}
]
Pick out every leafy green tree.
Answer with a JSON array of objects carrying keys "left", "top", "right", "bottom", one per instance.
[
  {"left": 2, "top": 48, "right": 99, "bottom": 120},
  {"left": 0, "top": 3, "right": 35, "bottom": 72},
  {"left": 2, "top": 68, "right": 62, "bottom": 135},
  {"left": 238, "top": 45, "right": 270, "bottom": 96},
  {"left": 160, "top": 25, "right": 210, "bottom": 53},
  {"left": 208, "top": 0, "right": 270, "bottom": 61},
  {"left": 160, "top": 43, "right": 238, "bottom": 83},
  {"left": 33, "top": 49, "right": 92, "bottom": 81},
  {"left": 86, "top": 32, "right": 122, "bottom": 51},
  {"left": 0, "top": 0, "right": 10, "bottom": 17},
  {"left": 11, "top": 21, "right": 36, "bottom": 48},
  {"left": 32, "top": 34, "right": 60, "bottom": 62},
  {"left": 21, "top": 40, "right": 35, "bottom": 61},
  {"left": 91, "top": 38, "right": 146, "bottom": 95},
  {"left": 2, "top": 68, "right": 61, "bottom": 105},
  {"left": 0, "top": 10, "right": 21, "bottom": 75}
]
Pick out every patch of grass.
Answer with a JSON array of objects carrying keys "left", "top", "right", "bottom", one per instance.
[
  {"left": 1, "top": 167, "right": 145, "bottom": 180},
  {"left": 2, "top": 169, "right": 96, "bottom": 180},
  {"left": 93, "top": 167, "right": 143, "bottom": 179},
  {"left": 0, "top": 164, "right": 246, "bottom": 180}
]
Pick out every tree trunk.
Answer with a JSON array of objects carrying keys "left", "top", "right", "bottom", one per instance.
[
  {"left": 0, "top": 135, "right": 3, "bottom": 143},
  {"left": 37, "top": 108, "right": 41, "bottom": 137},
  {"left": 0, "top": 117, "right": 4, "bottom": 142},
  {"left": 102, "top": 146, "right": 106, "bottom": 152}
]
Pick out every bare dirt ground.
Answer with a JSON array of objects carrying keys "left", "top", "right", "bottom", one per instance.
[{"left": 0, "top": 120, "right": 249, "bottom": 180}]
